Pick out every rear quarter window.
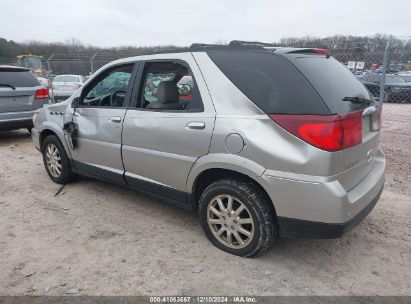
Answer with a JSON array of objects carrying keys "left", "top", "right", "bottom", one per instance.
[
  {"left": 0, "top": 71, "right": 40, "bottom": 87},
  {"left": 207, "top": 51, "right": 329, "bottom": 115}
]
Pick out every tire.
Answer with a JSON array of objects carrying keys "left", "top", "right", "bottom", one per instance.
[
  {"left": 42, "top": 135, "right": 75, "bottom": 184},
  {"left": 198, "top": 179, "right": 277, "bottom": 257}
]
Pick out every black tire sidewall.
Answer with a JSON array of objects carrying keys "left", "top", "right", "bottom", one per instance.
[
  {"left": 42, "top": 135, "right": 72, "bottom": 184},
  {"left": 198, "top": 179, "right": 275, "bottom": 257}
]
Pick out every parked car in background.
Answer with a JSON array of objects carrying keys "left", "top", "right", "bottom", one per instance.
[
  {"left": 53, "top": 75, "right": 85, "bottom": 102},
  {"left": 400, "top": 73, "right": 411, "bottom": 83},
  {"left": 0, "top": 66, "right": 49, "bottom": 131},
  {"left": 361, "top": 73, "right": 411, "bottom": 103},
  {"left": 32, "top": 42, "right": 385, "bottom": 257}
]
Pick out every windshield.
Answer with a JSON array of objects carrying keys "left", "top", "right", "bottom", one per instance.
[
  {"left": 18, "top": 57, "right": 42, "bottom": 69},
  {"left": 385, "top": 75, "right": 405, "bottom": 85},
  {"left": 53, "top": 75, "right": 79, "bottom": 83}
]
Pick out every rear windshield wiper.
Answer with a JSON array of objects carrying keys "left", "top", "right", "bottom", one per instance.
[
  {"left": 0, "top": 83, "right": 16, "bottom": 90},
  {"left": 342, "top": 96, "right": 373, "bottom": 104}
]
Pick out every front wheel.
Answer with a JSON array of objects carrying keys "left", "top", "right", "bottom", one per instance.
[
  {"left": 42, "top": 135, "right": 75, "bottom": 184},
  {"left": 198, "top": 179, "right": 277, "bottom": 257}
]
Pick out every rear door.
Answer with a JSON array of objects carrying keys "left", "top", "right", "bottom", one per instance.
[
  {"left": 0, "top": 67, "right": 41, "bottom": 113},
  {"left": 122, "top": 54, "right": 215, "bottom": 203},
  {"left": 70, "top": 63, "right": 138, "bottom": 183},
  {"left": 286, "top": 53, "right": 381, "bottom": 190}
]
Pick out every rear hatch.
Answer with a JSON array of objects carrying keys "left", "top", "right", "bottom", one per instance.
[
  {"left": 208, "top": 49, "right": 381, "bottom": 191},
  {"left": 0, "top": 67, "right": 41, "bottom": 113},
  {"left": 284, "top": 51, "right": 381, "bottom": 191}
]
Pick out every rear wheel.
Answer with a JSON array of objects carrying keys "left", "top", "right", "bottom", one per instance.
[
  {"left": 198, "top": 179, "right": 277, "bottom": 257},
  {"left": 42, "top": 135, "right": 75, "bottom": 184}
]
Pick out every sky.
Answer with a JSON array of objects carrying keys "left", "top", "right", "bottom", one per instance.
[{"left": 0, "top": 0, "right": 410, "bottom": 47}]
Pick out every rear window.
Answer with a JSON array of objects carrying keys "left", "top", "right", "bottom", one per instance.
[
  {"left": 289, "top": 55, "right": 374, "bottom": 114},
  {"left": 401, "top": 75, "right": 411, "bottom": 83},
  {"left": 53, "top": 75, "right": 79, "bottom": 82},
  {"left": 386, "top": 75, "right": 405, "bottom": 85},
  {"left": 0, "top": 70, "right": 40, "bottom": 87},
  {"left": 362, "top": 74, "right": 380, "bottom": 83},
  {"left": 208, "top": 51, "right": 329, "bottom": 115}
]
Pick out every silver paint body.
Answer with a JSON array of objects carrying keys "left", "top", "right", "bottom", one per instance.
[{"left": 32, "top": 51, "right": 385, "bottom": 225}]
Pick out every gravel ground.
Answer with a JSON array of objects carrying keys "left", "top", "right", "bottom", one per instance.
[{"left": 0, "top": 103, "right": 410, "bottom": 296}]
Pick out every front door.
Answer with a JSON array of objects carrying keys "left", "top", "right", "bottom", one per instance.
[
  {"left": 71, "top": 63, "right": 137, "bottom": 183},
  {"left": 122, "top": 56, "right": 215, "bottom": 204}
]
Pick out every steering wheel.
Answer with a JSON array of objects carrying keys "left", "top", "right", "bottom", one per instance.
[{"left": 109, "top": 90, "right": 126, "bottom": 107}]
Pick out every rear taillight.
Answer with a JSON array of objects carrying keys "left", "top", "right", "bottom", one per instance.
[
  {"left": 269, "top": 111, "right": 362, "bottom": 152},
  {"left": 313, "top": 48, "right": 330, "bottom": 55},
  {"left": 35, "top": 88, "right": 49, "bottom": 99}
]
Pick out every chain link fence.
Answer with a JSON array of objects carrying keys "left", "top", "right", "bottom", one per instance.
[
  {"left": 334, "top": 48, "right": 411, "bottom": 104},
  {"left": 1, "top": 38, "right": 410, "bottom": 105}
]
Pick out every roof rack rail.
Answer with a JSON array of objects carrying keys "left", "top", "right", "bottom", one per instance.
[
  {"left": 189, "top": 42, "right": 271, "bottom": 51},
  {"left": 189, "top": 43, "right": 226, "bottom": 50},
  {"left": 228, "top": 40, "right": 276, "bottom": 47}
]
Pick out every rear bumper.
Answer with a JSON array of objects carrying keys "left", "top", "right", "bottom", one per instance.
[
  {"left": 258, "top": 149, "right": 385, "bottom": 238},
  {"left": 277, "top": 184, "right": 383, "bottom": 238},
  {"left": 0, "top": 110, "right": 37, "bottom": 130},
  {"left": 31, "top": 127, "right": 41, "bottom": 151}
]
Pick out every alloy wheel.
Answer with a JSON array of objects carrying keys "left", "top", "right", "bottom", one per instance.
[
  {"left": 45, "top": 143, "right": 62, "bottom": 178},
  {"left": 207, "top": 194, "right": 255, "bottom": 249}
]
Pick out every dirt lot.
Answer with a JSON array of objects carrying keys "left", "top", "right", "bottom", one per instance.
[{"left": 0, "top": 104, "right": 410, "bottom": 296}]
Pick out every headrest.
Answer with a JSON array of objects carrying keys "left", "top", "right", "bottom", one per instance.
[{"left": 157, "top": 81, "right": 179, "bottom": 104}]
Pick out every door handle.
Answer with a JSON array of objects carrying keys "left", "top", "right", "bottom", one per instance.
[
  {"left": 186, "top": 121, "right": 205, "bottom": 130},
  {"left": 109, "top": 116, "right": 122, "bottom": 123}
]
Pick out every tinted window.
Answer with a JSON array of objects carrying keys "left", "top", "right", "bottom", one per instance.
[
  {"left": 0, "top": 71, "right": 40, "bottom": 87},
  {"left": 290, "top": 55, "right": 374, "bottom": 114},
  {"left": 54, "top": 75, "right": 79, "bottom": 83},
  {"left": 362, "top": 74, "right": 379, "bottom": 83},
  {"left": 385, "top": 75, "right": 405, "bottom": 85},
  {"left": 208, "top": 51, "right": 328, "bottom": 114}
]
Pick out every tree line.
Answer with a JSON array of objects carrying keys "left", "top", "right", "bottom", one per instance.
[{"left": 1, "top": 34, "right": 410, "bottom": 75}]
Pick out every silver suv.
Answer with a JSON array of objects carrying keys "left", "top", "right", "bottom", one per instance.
[{"left": 32, "top": 42, "right": 385, "bottom": 257}]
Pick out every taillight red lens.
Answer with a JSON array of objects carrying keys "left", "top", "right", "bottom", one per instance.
[
  {"left": 340, "top": 111, "right": 362, "bottom": 148},
  {"left": 269, "top": 111, "right": 362, "bottom": 152},
  {"left": 35, "top": 88, "right": 49, "bottom": 99},
  {"left": 313, "top": 48, "right": 330, "bottom": 55}
]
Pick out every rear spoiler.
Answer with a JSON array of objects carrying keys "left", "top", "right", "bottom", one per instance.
[{"left": 286, "top": 48, "right": 330, "bottom": 55}]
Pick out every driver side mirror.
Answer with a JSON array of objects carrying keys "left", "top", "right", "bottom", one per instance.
[{"left": 71, "top": 97, "right": 79, "bottom": 108}]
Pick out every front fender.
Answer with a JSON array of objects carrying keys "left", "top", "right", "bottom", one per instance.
[
  {"left": 38, "top": 120, "right": 71, "bottom": 158},
  {"left": 186, "top": 153, "right": 266, "bottom": 193}
]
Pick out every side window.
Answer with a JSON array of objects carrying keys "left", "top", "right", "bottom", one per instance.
[
  {"left": 138, "top": 61, "right": 203, "bottom": 111},
  {"left": 80, "top": 64, "right": 133, "bottom": 108}
]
